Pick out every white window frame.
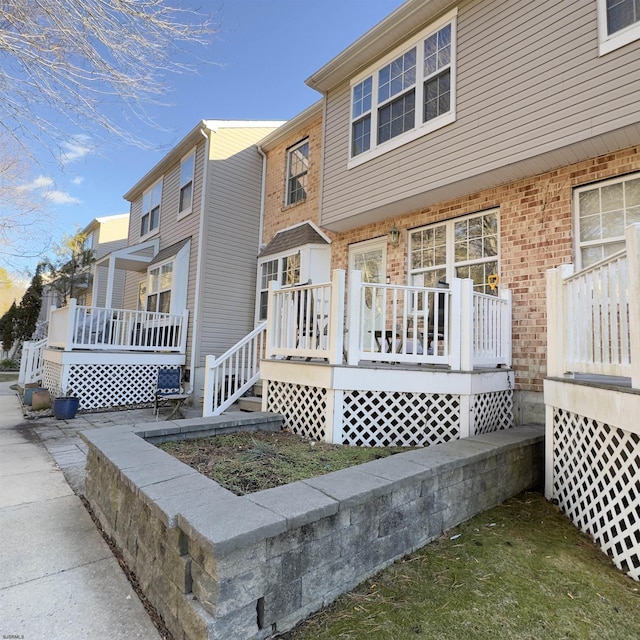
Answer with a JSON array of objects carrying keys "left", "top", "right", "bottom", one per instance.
[
  {"left": 348, "top": 8, "right": 457, "bottom": 169},
  {"left": 408, "top": 209, "right": 500, "bottom": 295},
  {"left": 597, "top": 0, "right": 640, "bottom": 55},
  {"left": 256, "top": 251, "right": 301, "bottom": 321},
  {"left": 146, "top": 259, "right": 173, "bottom": 314},
  {"left": 285, "top": 139, "right": 309, "bottom": 206},
  {"left": 573, "top": 172, "right": 640, "bottom": 269},
  {"left": 140, "top": 179, "right": 162, "bottom": 239},
  {"left": 178, "top": 149, "right": 195, "bottom": 219}
]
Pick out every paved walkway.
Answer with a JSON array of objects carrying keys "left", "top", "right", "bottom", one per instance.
[{"left": 0, "top": 381, "right": 163, "bottom": 639}]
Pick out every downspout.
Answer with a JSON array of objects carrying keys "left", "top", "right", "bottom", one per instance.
[
  {"left": 186, "top": 124, "right": 210, "bottom": 395},
  {"left": 257, "top": 145, "right": 267, "bottom": 254},
  {"left": 256, "top": 144, "right": 268, "bottom": 326}
]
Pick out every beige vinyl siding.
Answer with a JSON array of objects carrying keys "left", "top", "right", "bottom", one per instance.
[
  {"left": 197, "top": 127, "right": 276, "bottom": 365},
  {"left": 320, "top": 0, "right": 640, "bottom": 228}
]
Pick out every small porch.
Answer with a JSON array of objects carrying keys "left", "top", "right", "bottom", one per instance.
[
  {"left": 25, "top": 299, "right": 188, "bottom": 411},
  {"left": 544, "top": 222, "right": 640, "bottom": 581},
  {"left": 251, "top": 269, "right": 514, "bottom": 445}
]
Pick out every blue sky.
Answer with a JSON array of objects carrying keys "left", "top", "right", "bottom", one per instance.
[{"left": 15, "top": 0, "right": 404, "bottom": 275}]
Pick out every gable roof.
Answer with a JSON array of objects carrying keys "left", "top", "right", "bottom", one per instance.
[
  {"left": 306, "top": 0, "right": 454, "bottom": 92},
  {"left": 259, "top": 222, "right": 330, "bottom": 258},
  {"left": 149, "top": 238, "right": 191, "bottom": 267}
]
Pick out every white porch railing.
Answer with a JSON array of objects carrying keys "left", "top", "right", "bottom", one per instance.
[
  {"left": 47, "top": 299, "right": 188, "bottom": 353},
  {"left": 203, "top": 322, "right": 267, "bottom": 416},
  {"left": 546, "top": 223, "right": 640, "bottom": 388},
  {"left": 266, "top": 273, "right": 344, "bottom": 364},
  {"left": 265, "top": 269, "right": 512, "bottom": 370},
  {"left": 18, "top": 337, "right": 47, "bottom": 385}
]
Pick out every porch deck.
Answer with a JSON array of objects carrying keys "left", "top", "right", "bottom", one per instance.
[{"left": 544, "top": 222, "right": 640, "bottom": 582}]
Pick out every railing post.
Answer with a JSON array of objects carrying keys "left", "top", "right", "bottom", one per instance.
[
  {"left": 626, "top": 223, "right": 640, "bottom": 389},
  {"left": 203, "top": 355, "right": 215, "bottom": 417},
  {"left": 449, "top": 278, "right": 462, "bottom": 370},
  {"left": 501, "top": 289, "right": 513, "bottom": 367},
  {"left": 65, "top": 299, "right": 77, "bottom": 351},
  {"left": 265, "top": 280, "right": 280, "bottom": 359},
  {"left": 18, "top": 341, "right": 30, "bottom": 385},
  {"left": 180, "top": 310, "right": 189, "bottom": 353},
  {"left": 327, "top": 270, "right": 345, "bottom": 365},
  {"left": 346, "top": 270, "right": 362, "bottom": 366},
  {"left": 460, "top": 279, "right": 474, "bottom": 371},
  {"left": 546, "top": 264, "right": 574, "bottom": 377}
]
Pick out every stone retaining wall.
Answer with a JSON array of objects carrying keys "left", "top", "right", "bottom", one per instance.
[{"left": 82, "top": 415, "right": 544, "bottom": 640}]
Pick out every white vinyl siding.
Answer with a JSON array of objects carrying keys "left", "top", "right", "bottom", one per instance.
[
  {"left": 574, "top": 173, "right": 640, "bottom": 267},
  {"left": 321, "top": 0, "right": 640, "bottom": 231}
]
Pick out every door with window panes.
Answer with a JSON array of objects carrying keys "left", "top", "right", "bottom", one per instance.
[{"left": 410, "top": 210, "right": 499, "bottom": 294}]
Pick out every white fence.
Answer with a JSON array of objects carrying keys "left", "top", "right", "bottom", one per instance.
[
  {"left": 18, "top": 337, "right": 47, "bottom": 385},
  {"left": 203, "top": 322, "right": 267, "bottom": 417},
  {"left": 546, "top": 223, "right": 640, "bottom": 387},
  {"left": 266, "top": 270, "right": 512, "bottom": 370},
  {"left": 48, "top": 299, "right": 188, "bottom": 353}
]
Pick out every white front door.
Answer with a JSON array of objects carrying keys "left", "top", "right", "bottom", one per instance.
[{"left": 348, "top": 238, "right": 387, "bottom": 349}]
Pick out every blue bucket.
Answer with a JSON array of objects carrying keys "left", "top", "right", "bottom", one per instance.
[{"left": 53, "top": 396, "right": 80, "bottom": 420}]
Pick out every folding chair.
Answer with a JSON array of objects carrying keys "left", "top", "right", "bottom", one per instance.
[{"left": 154, "top": 367, "right": 189, "bottom": 420}]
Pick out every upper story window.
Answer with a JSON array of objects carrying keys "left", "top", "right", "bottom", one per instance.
[
  {"left": 349, "top": 8, "right": 457, "bottom": 167},
  {"left": 574, "top": 173, "right": 640, "bottom": 267},
  {"left": 598, "top": 0, "right": 640, "bottom": 54},
  {"left": 141, "top": 180, "right": 162, "bottom": 238},
  {"left": 179, "top": 151, "right": 195, "bottom": 216},
  {"left": 286, "top": 139, "right": 309, "bottom": 206},
  {"left": 409, "top": 210, "right": 499, "bottom": 295}
]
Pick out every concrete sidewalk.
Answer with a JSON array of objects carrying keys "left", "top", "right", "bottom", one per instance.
[{"left": 0, "top": 381, "right": 161, "bottom": 640}]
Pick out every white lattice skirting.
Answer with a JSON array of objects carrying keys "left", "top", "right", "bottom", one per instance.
[
  {"left": 43, "top": 360, "right": 180, "bottom": 411},
  {"left": 266, "top": 381, "right": 513, "bottom": 448},
  {"left": 551, "top": 408, "right": 640, "bottom": 581}
]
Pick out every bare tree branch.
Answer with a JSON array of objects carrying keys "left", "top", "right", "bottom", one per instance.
[{"left": 0, "top": 0, "right": 216, "bottom": 156}]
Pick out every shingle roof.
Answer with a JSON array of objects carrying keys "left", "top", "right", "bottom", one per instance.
[
  {"left": 258, "top": 223, "right": 329, "bottom": 258},
  {"left": 149, "top": 238, "right": 191, "bottom": 266}
]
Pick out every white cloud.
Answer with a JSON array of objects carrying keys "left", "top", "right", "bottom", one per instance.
[
  {"left": 71, "top": 176, "right": 84, "bottom": 185},
  {"left": 61, "top": 135, "right": 94, "bottom": 165},
  {"left": 44, "top": 190, "right": 81, "bottom": 205},
  {"left": 18, "top": 175, "right": 54, "bottom": 192}
]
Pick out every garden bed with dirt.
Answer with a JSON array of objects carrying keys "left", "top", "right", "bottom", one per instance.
[{"left": 158, "top": 429, "right": 411, "bottom": 495}]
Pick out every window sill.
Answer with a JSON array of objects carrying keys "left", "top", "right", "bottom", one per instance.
[
  {"left": 281, "top": 199, "right": 307, "bottom": 212},
  {"left": 177, "top": 207, "right": 193, "bottom": 221},
  {"left": 347, "top": 111, "right": 456, "bottom": 170},
  {"left": 139, "top": 227, "right": 160, "bottom": 243}
]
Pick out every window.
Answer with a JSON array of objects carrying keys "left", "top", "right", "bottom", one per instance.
[
  {"left": 146, "top": 261, "right": 173, "bottom": 313},
  {"left": 179, "top": 152, "right": 195, "bottom": 215},
  {"left": 257, "top": 253, "right": 301, "bottom": 320},
  {"left": 575, "top": 174, "right": 640, "bottom": 267},
  {"left": 598, "top": 0, "right": 640, "bottom": 54},
  {"left": 349, "top": 9, "right": 456, "bottom": 165},
  {"left": 409, "top": 210, "right": 499, "bottom": 295},
  {"left": 141, "top": 180, "right": 162, "bottom": 237},
  {"left": 286, "top": 139, "right": 309, "bottom": 205}
]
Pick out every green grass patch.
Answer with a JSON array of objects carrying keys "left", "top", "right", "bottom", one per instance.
[
  {"left": 281, "top": 493, "right": 640, "bottom": 640},
  {"left": 158, "top": 430, "right": 410, "bottom": 495}
]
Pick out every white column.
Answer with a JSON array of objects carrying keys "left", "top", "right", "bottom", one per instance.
[
  {"left": 626, "top": 223, "right": 640, "bottom": 389},
  {"left": 203, "top": 354, "right": 215, "bottom": 417},
  {"left": 346, "top": 270, "right": 362, "bottom": 366},
  {"left": 501, "top": 289, "right": 513, "bottom": 367},
  {"left": 327, "top": 270, "right": 345, "bottom": 365},
  {"left": 460, "top": 278, "right": 474, "bottom": 372},
  {"left": 265, "top": 280, "right": 280, "bottom": 359},
  {"left": 546, "top": 264, "right": 574, "bottom": 377},
  {"left": 544, "top": 402, "right": 555, "bottom": 500}
]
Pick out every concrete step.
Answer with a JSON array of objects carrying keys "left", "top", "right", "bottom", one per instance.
[
  {"left": 253, "top": 379, "right": 263, "bottom": 397},
  {"left": 237, "top": 396, "right": 263, "bottom": 412}
]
